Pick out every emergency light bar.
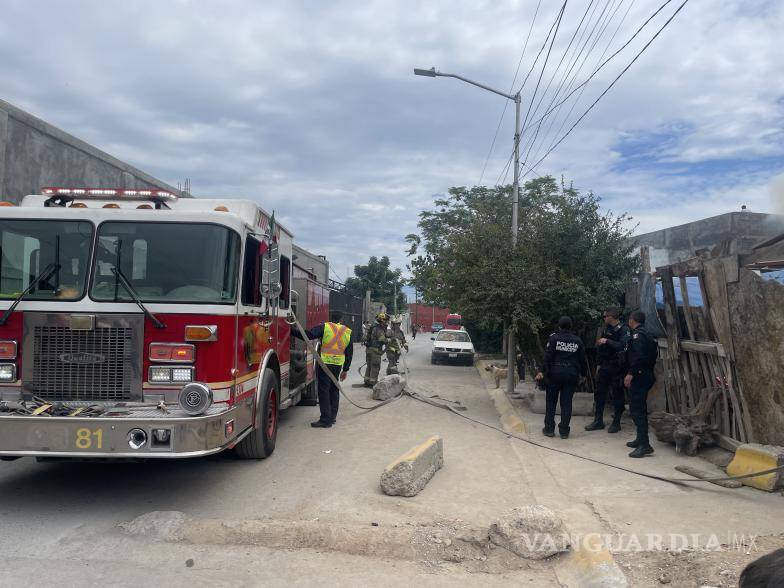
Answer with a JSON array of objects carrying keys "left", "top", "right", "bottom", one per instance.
[{"left": 41, "top": 187, "right": 178, "bottom": 203}]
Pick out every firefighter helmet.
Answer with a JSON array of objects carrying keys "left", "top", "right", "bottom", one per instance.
[{"left": 376, "top": 312, "right": 389, "bottom": 323}]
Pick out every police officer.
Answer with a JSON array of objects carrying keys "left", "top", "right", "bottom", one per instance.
[
  {"left": 363, "top": 312, "right": 388, "bottom": 387},
  {"left": 585, "top": 307, "right": 630, "bottom": 433},
  {"left": 292, "top": 310, "right": 353, "bottom": 428},
  {"left": 536, "top": 316, "right": 588, "bottom": 439},
  {"left": 624, "top": 310, "right": 659, "bottom": 457},
  {"left": 386, "top": 315, "right": 409, "bottom": 375}
]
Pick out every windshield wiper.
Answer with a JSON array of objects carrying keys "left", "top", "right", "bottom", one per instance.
[
  {"left": 0, "top": 263, "right": 60, "bottom": 326},
  {"left": 111, "top": 267, "right": 166, "bottom": 329}
]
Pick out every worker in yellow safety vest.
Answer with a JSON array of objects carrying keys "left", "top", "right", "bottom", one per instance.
[{"left": 292, "top": 310, "right": 354, "bottom": 428}]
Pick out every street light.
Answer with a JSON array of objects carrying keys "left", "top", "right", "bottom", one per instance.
[{"left": 414, "top": 66, "right": 521, "bottom": 397}]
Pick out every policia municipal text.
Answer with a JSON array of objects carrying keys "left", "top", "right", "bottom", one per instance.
[{"left": 292, "top": 311, "right": 353, "bottom": 428}]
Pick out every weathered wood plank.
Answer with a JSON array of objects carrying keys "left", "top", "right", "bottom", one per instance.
[{"left": 680, "top": 340, "right": 727, "bottom": 357}]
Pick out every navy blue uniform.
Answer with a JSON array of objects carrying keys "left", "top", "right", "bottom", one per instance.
[
  {"left": 594, "top": 322, "right": 630, "bottom": 424},
  {"left": 292, "top": 323, "right": 353, "bottom": 425},
  {"left": 542, "top": 329, "right": 588, "bottom": 435},
  {"left": 625, "top": 325, "right": 658, "bottom": 446}
]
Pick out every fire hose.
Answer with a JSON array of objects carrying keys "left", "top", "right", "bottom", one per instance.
[{"left": 288, "top": 313, "right": 784, "bottom": 488}]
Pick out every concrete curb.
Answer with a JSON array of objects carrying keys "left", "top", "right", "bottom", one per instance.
[
  {"left": 727, "top": 444, "right": 784, "bottom": 491},
  {"left": 475, "top": 361, "right": 628, "bottom": 587},
  {"left": 380, "top": 435, "right": 444, "bottom": 497}
]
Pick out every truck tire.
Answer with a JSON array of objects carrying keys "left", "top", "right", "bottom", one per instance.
[{"left": 235, "top": 369, "right": 279, "bottom": 459}]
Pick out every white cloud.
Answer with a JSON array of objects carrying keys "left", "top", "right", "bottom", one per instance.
[{"left": 0, "top": 0, "right": 782, "bottom": 276}]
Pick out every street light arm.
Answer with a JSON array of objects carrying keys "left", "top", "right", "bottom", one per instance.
[
  {"left": 413, "top": 67, "right": 517, "bottom": 101},
  {"left": 436, "top": 72, "right": 518, "bottom": 101}
]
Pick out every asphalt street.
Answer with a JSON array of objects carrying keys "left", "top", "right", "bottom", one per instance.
[{"left": 0, "top": 334, "right": 559, "bottom": 587}]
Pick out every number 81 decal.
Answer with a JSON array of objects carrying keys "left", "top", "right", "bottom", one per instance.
[{"left": 75, "top": 427, "right": 103, "bottom": 449}]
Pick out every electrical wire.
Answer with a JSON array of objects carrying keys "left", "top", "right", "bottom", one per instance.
[
  {"left": 520, "top": 0, "right": 690, "bottom": 180},
  {"left": 478, "top": 0, "right": 543, "bottom": 187},
  {"left": 530, "top": 0, "right": 636, "bottom": 173},
  {"left": 519, "top": 0, "right": 569, "bottom": 137},
  {"left": 523, "top": 0, "right": 629, "bottom": 170},
  {"left": 521, "top": 0, "right": 675, "bottom": 137}
]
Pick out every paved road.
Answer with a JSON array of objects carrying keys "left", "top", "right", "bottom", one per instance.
[{"left": 0, "top": 334, "right": 559, "bottom": 586}]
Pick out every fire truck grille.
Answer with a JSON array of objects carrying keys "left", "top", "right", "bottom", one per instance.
[{"left": 29, "top": 325, "right": 134, "bottom": 401}]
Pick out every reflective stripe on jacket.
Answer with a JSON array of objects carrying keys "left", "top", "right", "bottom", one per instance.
[{"left": 321, "top": 322, "right": 352, "bottom": 366}]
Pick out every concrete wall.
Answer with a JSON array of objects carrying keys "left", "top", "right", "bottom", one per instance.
[
  {"left": 0, "top": 98, "right": 180, "bottom": 203},
  {"left": 632, "top": 212, "right": 784, "bottom": 270},
  {"left": 292, "top": 244, "right": 329, "bottom": 285}
]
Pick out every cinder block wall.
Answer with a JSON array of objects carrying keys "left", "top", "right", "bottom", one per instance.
[{"left": 0, "top": 99, "right": 180, "bottom": 203}]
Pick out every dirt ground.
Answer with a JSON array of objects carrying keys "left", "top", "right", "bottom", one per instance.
[{"left": 616, "top": 534, "right": 784, "bottom": 587}]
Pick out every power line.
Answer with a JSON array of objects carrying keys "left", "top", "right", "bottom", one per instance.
[
  {"left": 531, "top": 0, "right": 636, "bottom": 169},
  {"left": 520, "top": 0, "right": 690, "bottom": 180},
  {"left": 516, "top": 0, "right": 571, "bottom": 96},
  {"left": 477, "top": 0, "right": 543, "bottom": 186},
  {"left": 523, "top": 0, "right": 629, "bottom": 169},
  {"left": 519, "top": 0, "right": 569, "bottom": 136},
  {"left": 492, "top": 0, "right": 568, "bottom": 187},
  {"left": 519, "top": 0, "right": 614, "bottom": 170},
  {"left": 521, "top": 0, "right": 675, "bottom": 138}
]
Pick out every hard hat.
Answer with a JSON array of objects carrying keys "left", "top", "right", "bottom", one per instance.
[{"left": 377, "top": 312, "right": 388, "bottom": 322}]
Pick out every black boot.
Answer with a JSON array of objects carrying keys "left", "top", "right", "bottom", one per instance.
[
  {"left": 311, "top": 420, "right": 332, "bottom": 428},
  {"left": 607, "top": 418, "right": 621, "bottom": 434},
  {"left": 629, "top": 445, "right": 654, "bottom": 458},
  {"left": 584, "top": 419, "right": 605, "bottom": 431},
  {"left": 626, "top": 439, "right": 639, "bottom": 448},
  {"left": 542, "top": 428, "right": 555, "bottom": 438}
]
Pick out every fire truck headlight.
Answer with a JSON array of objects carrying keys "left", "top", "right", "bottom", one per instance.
[
  {"left": 178, "top": 383, "right": 213, "bottom": 416},
  {"left": 149, "top": 366, "right": 172, "bottom": 383},
  {"left": 0, "top": 364, "right": 16, "bottom": 382},
  {"left": 171, "top": 367, "right": 194, "bottom": 382}
]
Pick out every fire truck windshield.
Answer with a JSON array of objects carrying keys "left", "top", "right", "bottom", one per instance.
[
  {"left": 0, "top": 219, "right": 93, "bottom": 300},
  {"left": 91, "top": 222, "right": 240, "bottom": 304}
]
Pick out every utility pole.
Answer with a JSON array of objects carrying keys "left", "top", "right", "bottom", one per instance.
[
  {"left": 414, "top": 66, "right": 522, "bottom": 396},
  {"left": 393, "top": 282, "right": 398, "bottom": 315}
]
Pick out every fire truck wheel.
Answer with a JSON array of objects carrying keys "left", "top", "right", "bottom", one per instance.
[{"left": 235, "top": 369, "right": 279, "bottom": 459}]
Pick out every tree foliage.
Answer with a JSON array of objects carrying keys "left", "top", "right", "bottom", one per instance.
[
  {"left": 345, "top": 255, "right": 407, "bottom": 313},
  {"left": 406, "top": 176, "right": 639, "bottom": 354}
]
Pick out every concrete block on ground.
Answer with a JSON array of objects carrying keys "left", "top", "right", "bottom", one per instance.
[
  {"left": 489, "top": 504, "right": 570, "bottom": 560},
  {"left": 373, "top": 374, "right": 405, "bottom": 401},
  {"left": 726, "top": 444, "right": 784, "bottom": 491},
  {"left": 380, "top": 435, "right": 443, "bottom": 497},
  {"left": 530, "top": 390, "right": 594, "bottom": 416}
]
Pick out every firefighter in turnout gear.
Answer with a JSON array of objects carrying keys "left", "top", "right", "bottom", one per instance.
[
  {"left": 386, "top": 315, "right": 409, "bottom": 375},
  {"left": 291, "top": 310, "right": 353, "bottom": 428},
  {"left": 585, "top": 307, "right": 630, "bottom": 434},
  {"left": 624, "top": 310, "right": 659, "bottom": 458},
  {"left": 363, "top": 312, "right": 389, "bottom": 387}
]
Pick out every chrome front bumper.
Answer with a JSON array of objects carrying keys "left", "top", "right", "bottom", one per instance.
[{"left": 0, "top": 404, "right": 247, "bottom": 459}]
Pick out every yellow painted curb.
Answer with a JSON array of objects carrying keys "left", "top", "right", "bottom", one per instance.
[{"left": 727, "top": 444, "right": 784, "bottom": 492}]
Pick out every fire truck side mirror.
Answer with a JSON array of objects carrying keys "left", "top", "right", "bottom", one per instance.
[{"left": 261, "top": 242, "right": 281, "bottom": 301}]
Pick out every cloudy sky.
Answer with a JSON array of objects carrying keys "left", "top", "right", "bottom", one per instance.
[{"left": 2, "top": 0, "right": 783, "bottom": 283}]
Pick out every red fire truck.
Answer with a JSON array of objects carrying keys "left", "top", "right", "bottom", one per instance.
[{"left": 0, "top": 187, "right": 320, "bottom": 460}]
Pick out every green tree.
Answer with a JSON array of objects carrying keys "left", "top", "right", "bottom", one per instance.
[
  {"left": 406, "top": 176, "right": 639, "bottom": 356},
  {"left": 345, "top": 255, "right": 407, "bottom": 313}
]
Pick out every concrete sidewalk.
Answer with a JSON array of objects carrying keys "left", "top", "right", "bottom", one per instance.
[{"left": 479, "top": 361, "right": 784, "bottom": 586}]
